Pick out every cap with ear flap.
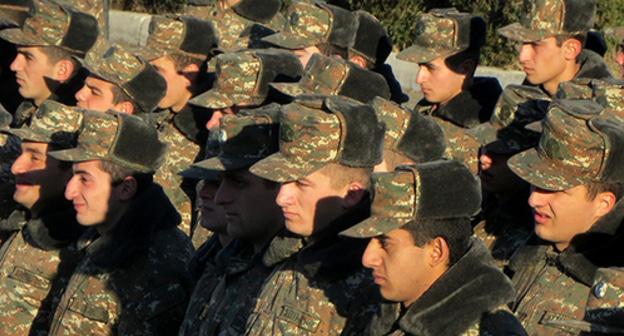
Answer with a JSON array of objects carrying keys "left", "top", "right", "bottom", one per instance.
[
  {"left": 589, "top": 118, "right": 624, "bottom": 184},
  {"left": 232, "top": 0, "right": 282, "bottom": 23},
  {"left": 350, "top": 10, "right": 392, "bottom": 67}
]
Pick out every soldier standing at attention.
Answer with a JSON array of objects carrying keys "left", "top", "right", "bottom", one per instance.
[
  {"left": 47, "top": 111, "right": 193, "bottom": 335},
  {"left": 507, "top": 100, "right": 624, "bottom": 335},
  {"left": 243, "top": 95, "right": 385, "bottom": 335},
  {"left": 0, "top": 101, "right": 85, "bottom": 336},
  {"left": 341, "top": 160, "right": 527, "bottom": 336}
]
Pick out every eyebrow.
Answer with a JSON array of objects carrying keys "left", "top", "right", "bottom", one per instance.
[
  {"left": 86, "top": 84, "right": 103, "bottom": 95},
  {"left": 72, "top": 169, "right": 92, "bottom": 177},
  {"left": 23, "top": 147, "right": 44, "bottom": 155}
]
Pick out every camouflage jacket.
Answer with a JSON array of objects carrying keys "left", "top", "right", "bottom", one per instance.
[
  {"left": 509, "top": 199, "right": 624, "bottom": 335},
  {"left": 365, "top": 238, "right": 526, "bottom": 336},
  {"left": 243, "top": 201, "right": 381, "bottom": 336},
  {"left": 48, "top": 184, "right": 194, "bottom": 336},
  {"left": 415, "top": 77, "right": 502, "bottom": 129},
  {"left": 153, "top": 105, "right": 209, "bottom": 236},
  {"left": 582, "top": 267, "right": 624, "bottom": 334},
  {"left": 473, "top": 190, "right": 534, "bottom": 269},
  {"left": 0, "top": 204, "right": 85, "bottom": 336}
]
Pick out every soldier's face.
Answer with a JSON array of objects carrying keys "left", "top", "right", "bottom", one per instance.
[
  {"left": 528, "top": 185, "right": 609, "bottom": 252},
  {"left": 75, "top": 76, "right": 122, "bottom": 112},
  {"left": 206, "top": 106, "right": 240, "bottom": 130},
  {"left": 64, "top": 160, "right": 122, "bottom": 226},
  {"left": 518, "top": 37, "right": 567, "bottom": 88},
  {"left": 11, "top": 142, "right": 71, "bottom": 210},
  {"left": 362, "top": 228, "right": 433, "bottom": 307},
  {"left": 10, "top": 46, "right": 57, "bottom": 104},
  {"left": 416, "top": 56, "right": 466, "bottom": 105},
  {"left": 151, "top": 56, "right": 193, "bottom": 112},
  {"left": 293, "top": 45, "right": 322, "bottom": 67},
  {"left": 276, "top": 168, "right": 348, "bottom": 237},
  {"left": 216, "top": 170, "right": 283, "bottom": 244},
  {"left": 197, "top": 179, "right": 227, "bottom": 233}
]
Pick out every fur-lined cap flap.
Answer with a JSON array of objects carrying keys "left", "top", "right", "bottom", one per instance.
[
  {"left": 233, "top": 0, "right": 282, "bottom": 23},
  {"left": 351, "top": 10, "right": 392, "bottom": 66},
  {"left": 179, "top": 15, "right": 218, "bottom": 57},
  {"left": 110, "top": 113, "right": 167, "bottom": 173},
  {"left": 323, "top": 2, "right": 358, "bottom": 49},
  {"left": 256, "top": 48, "right": 304, "bottom": 97},
  {"left": 339, "top": 62, "right": 390, "bottom": 102},
  {"left": 324, "top": 96, "right": 384, "bottom": 167},
  {"left": 122, "top": 63, "right": 167, "bottom": 113},
  {"left": 61, "top": 8, "right": 99, "bottom": 56},
  {"left": 590, "top": 118, "right": 624, "bottom": 184},
  {"left": 410, "top": 160, "right": 481, "bottom": 219},
  {"left": 563, "top": 0, "right": 597, "bottom": 34},
  {"left": 396, "top": 112, "right": 446, "bottom": 164}
]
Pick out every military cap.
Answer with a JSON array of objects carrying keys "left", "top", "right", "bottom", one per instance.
[
  {"left": 49, "top": 110, "right": 167, "bottom": 173},
  {"left": 341, "top": 160, "right": 481, "bottom": 238},
  {"left": 508, "top": 99, "right": 624, "bottom": 191},
  {"left": 190, "top": 49, "right": 303, "bottom": 109},
  {"left": 82, "top": 39, "right": 167, "bottom": 114},
  {"left": 135, "top": 14, "right": 218, "bottom": 62},
  {"left": 250, "top": 95, "right": 385, "bottom": 182},
  {"left": 262, "top": 0, "right": 357, "bottom": 50},
  {"left": 0, "top": 0, "right": 31, "bottom": 27},
  {"left": 499, "top": 0, "right": 597, "bottom": 42},
  {"left": 371, "top": 97, "right": 445, "bottom": 163},
  {"left": 397, "top": 8, "right": 486, "bottom": 64},
  {"left": 0, "top": 0, "right": 98, "bottom": 55},
  {"left": 0, "top": 105, "right": 12, "bottom": 127},
  {"left": 231, "top": 0, "right": 282, "bottom": 23},
  {"left": 350, "top": 10, "right": 392, "bottom": 67},
  {"left": 270, "top": 53, "right": 390, "bottom": 103},
  {"left": 2, "top": 100, "right": 82, "bottom": 148},
  {"left": 556, "top": 78, "right": 624, "bottom": 123}
]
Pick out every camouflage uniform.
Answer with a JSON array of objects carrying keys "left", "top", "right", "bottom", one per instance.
[
  {"left": 47, "top": 111, "right": 194, "bottom": 335},
  {"left": 0, "top": 101, "right": 86, "bottom": 336},
  {"left": 0, "top": 109, "right": 19, "bottom": 224},
  {"left": 341, "top": 161, "right": 526, "bottom": 336},
  {"left": 507, "top": 99, "right": 624, "bottom": 335}
]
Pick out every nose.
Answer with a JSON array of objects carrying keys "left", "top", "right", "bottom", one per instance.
[
  {"left": 64, "top": 175, "right": 79, "bottom": 201},
  {"left": 10, "top": 53, "right": 24, "bottom": 72},
  {"left": 528, "top": 187, "right": 550, "bottom": 209},
  {"left": 10, "top": 154, "right": 27, "bottom": 176},
  {"left": 518, "top": 44, "right": 533, "bottom": 64},
  {"left": 214, "top": 180, "right": 232, "bottom": 206},
  {"left": 75, "top": 85, "right": 88, "bottom": 104},
  {"left": 275, "top": 182, "right": 294, "bottom": 208},
  {"left": 362, "top": 238, "right": 382, "bottom": 269},
  {"left": 415, "top": 65, "right": 428, "bottom": 86}
]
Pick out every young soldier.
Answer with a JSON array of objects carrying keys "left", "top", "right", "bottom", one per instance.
[
  {"left": 262, "top": 0, "right": 358, "bottom": 67},
  {"left": 190, "top": 49, "right": 303, "bottom": 130},
  {"left": 47, "top": 111, "right": 193, "bottom": 335},
  {"left": 498, "top": 0, "right": 611, "bottom": 97},
  {"left": 0, "top": 101, "right": 85, "bottom": 335},
  {"left": 398, "top": 8, "right": 501, "bottom": 129},
  {"left": 181, "top": 0, "right": 282, "bottom": 52},
  {"left": 134, "top": 14, "right": 218, "bottom": 236},
  {"left": 507, "top": 99, "right": 624, "bottom": 335},
  {"left": 0, "top": 0, "right": 98, "bottom": 126},
  {"left": 180, "top": 106, "right": 285, "bottom": 335},
  {"left": 341, "top": 160, "right": 527, "bottom": 335},
  {"left": 75, "top": 39, "right": 166, "bottom": 116},
  {"left": 245, "top": 95, "right": 385, "bottom": 334}
]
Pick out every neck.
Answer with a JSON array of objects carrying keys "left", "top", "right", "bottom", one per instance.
[
  {"left": 33, "top": 93, "right": 51, "bottom": 107},
  {"left": 171, "top": 92, "right": 193, "bottom": 113},
  {"left": 218, "top": 233, "right": 233, "bottom": 247},
  {"left": 543, "top": 62, "right": 581, "bottom": 96}
]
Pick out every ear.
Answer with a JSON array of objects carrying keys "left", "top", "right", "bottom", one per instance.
[
  {"left": 349, "top": 54, "right": 368, "bottom": 69},
  {"left": 54, "top": 59, "right": 75, "bottom": 82},
  {"left": 428, "top": 236, "right": 450, "bottom": 268},
  {"left": 594, "top": 191, "right": 617, "bottom": 218},
  {"left": 116, "top": 176, "right": 138, "bottom": 201},
  {"left": 562, "top": 38, "right": 583, "bottom": 61},
  {"left": 342, "top": 181, "right": 367, "bottom": 208},
  {"left": 114, "top": 101, "right": 135, "bottom": 115},
  {"left": 458, "top": 59, "right": 476, "bottom": 76}
]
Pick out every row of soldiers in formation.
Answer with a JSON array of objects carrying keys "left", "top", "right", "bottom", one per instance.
[{"left": 0, "top": 0, "right": 622, "bottom": 334}]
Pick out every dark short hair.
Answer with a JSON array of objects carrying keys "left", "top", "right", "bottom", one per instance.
[
  {"left": 40, "top": 45, "right": 80, "bottom": 76},
  {"left": 99, "top": 159, "right": 153, "bottom": 195},
  {"left": 555, "top": 33, "right": 587, "bottom": 47},
  {"left": 402, "top": 217, "right": 472, "bottom": 266},
  {"left": 586, "top": 181, "right": 624, "bottom": 201},
  {"left": 109, "top": 84, "right": 139, "bottom": 112}
]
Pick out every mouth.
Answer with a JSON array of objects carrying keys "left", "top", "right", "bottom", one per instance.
[
  {"left": 73, "top": 202, "right": 85, "bottom": 212},
  {"left": 372, "top": 272, "right": 386, "bottom": 285},
  {"left": 533, "top": 210, "right": 551, "bottom": 224},
  {"left": 14, "top": 180, "right": 33, "bottom": 188},
  {"left": 282, "top": 210, "right": 298, "bottom": 220}
]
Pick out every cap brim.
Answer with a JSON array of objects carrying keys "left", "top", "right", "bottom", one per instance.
[
  {"left": 2, "top": 128, "right": 49, "bottom": 143},
  {"left": 249, "top": 152, "right": 327, "bottom": 183},
  {"left": 262, "top": 32, "right": 318, "bottom": 50},
  {"left": 498, "top": 23, "right": 545, "bottom": 42},
  {"left": 507, "top": 148, "right": 586, "bottom": 191},
  {"left": 48, "top": 147, "right": 99, "bottom": 163},
  {"left": 193, "top": 156, "right": 259, "bottom": 172},
  {"left": 189, "top": 89, "right": 261, "bottom": 109},
  {"left": 179, "top": 166, "right": 220, "bottom": 181},
  {"left": 270, "top": 82, "right": 311, "bottom": 98},
  {"left": 396, "top": 45, "right": 455, "bottom": 64},
  {"left": 0, "top": 28, "right": 42, "bottom": 46},
  {"left": 129, "top": 46, "right": 162, "bottom": 62},
  {"left": 340, "top": 217, "right": 410, "bottom": 238}
]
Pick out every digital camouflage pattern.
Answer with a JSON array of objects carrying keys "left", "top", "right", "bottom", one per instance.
[
  {"left": 436, "top": 118, "right": 482, "bottom": 174},
  {"left": 557, "top": 78, "right": 624, "bottom": 123},
  {"left": 57, "top": 0, "right": 107, "bottom": 38},
  {"left": 508, "top": 100, "right": 609, "bottom": 191},
  {"left": 262, "top": 0, "right": 331, "bottom": 49},
  {"left": 83, "top": 38, "right": 147, "bottom": 92},
  {"left": 584, "top": 267, "right": 624, "bottom": 334},
  {"left": 370, "top": 97, "right": 412, "bottom": 152},
  {"left": 271, "top": 54, "right": 349, "bottom": 98}
]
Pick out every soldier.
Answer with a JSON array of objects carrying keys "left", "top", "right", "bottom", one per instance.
[
  {"left": 506, "top": 99, "right": 624, "bottom": 335},
  {"left": 180, "top": 0, "right": 282, "bottom": 52},
  {"left": 341, "top": 160, "right": 527, "bottom": 335},
  {"left": 0, "top": 101, "right": 85, "bottom": 336},
  {"left": 75, "top": 38, "right": 167, "bottom": 117},
  {"left": 180, "top": 106, "right": 285, "bottom": 335},
  {"left": 270, "top": 53, "right": 390, "bottom": 104},
  {"left": 190, "top": 49, "right": 303, "bottom": 129},
  {"left": 134, "top": 14, "right": 219, "bottom": 236},
  {"left": 0, "top": 0, "right": 98, "bottom": 126},
  {"left": 498, "top": 0, "right": 611, "bottom": 97},
  {"left": 398, "top": 8, "right": 501, "bottom": 129},
  {"left": 47, "top": 111, "right": 193, "bottom": 335},
  {"left": 244, "top": 95, "right": 384, "bottom": 335},
  {"left": 262, "top": 0, "right": 358, "bottom": 67}
]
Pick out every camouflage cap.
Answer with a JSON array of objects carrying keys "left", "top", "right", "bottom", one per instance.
[
  {"left": 341, "top": 160, "right": 481, "bottom": 238},
  {"left": 499, "top": 0, "right": 597, "bottom": 42},
  {"left": 262, "top": 0, "right": 357, "bottom": 50},
  {"left": 270, "top": 53, "right": 390, "bottom": 103},
  {"left": 49, "top": 110, "right": 167, "bottom": 173},
  {"left": 188, "top": 104, "right": 280, "bottom": 173},
  {"left": 397, "top": 8, "right": 486, "bottom": 64},
  {"left": 82, "top": 39, "right": 167, "bottom": 113},
  {"left": 250, "top": 95, "right": 385, "bottom": 182},
  {"left": 508, "top": 99, "right": 624, "bottom": 191},
  {"left": 231, "top": 0, "right": 282, "bottom": 23},
  {"left": 190, "top": 49, "right": 303, "bottom": 109},
  {"left": 0, "top": 0, "right": 98, "bottom": 55},
  {"left": 135, "top": 14, "right": 218, "bottom": 61},
  {"left": 556, "top": 78, "right": 624, "bottom": 124},
  {"left": 350, "top": 10, "right": 392, "bottom": 67},
  {"left": 2, "top": 100, "right": 82, "bottom": 148},
  {"left": 371, "top": 97, "right": 445, "bottom": 164},
  {"left": 0, "top": 0, "right": 31, "bottom": 27}
]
